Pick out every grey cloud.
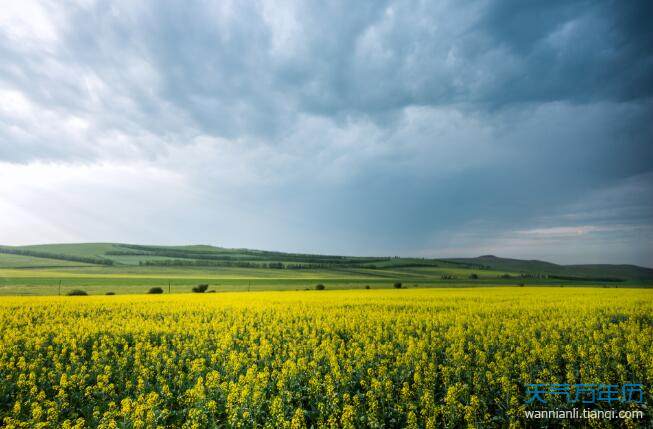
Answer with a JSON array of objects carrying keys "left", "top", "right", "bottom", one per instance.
[
  {"left": 5, "top": 0, "right": 650, "bottom": 145},
  {"left": 0, "top": 0, "right": 651, "bottom": 264}
]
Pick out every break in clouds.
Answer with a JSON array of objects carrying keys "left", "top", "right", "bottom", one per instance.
[{"left": 1, "top": 0, "right": 652, "bottom": 265}]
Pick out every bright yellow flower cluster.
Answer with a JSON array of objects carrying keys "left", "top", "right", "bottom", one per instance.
[{"left": 0, "top": 288, "right": 650, "bottom": 428}]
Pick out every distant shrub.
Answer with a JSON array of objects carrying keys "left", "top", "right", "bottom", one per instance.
[
  {"left": 148, "top": 287, "right": 164, "bottom": 294},
  {"left": 268, "top": 262, "right": 284, "bottom": 269},
  {"left": 393, "top": 282, "right": 402, "bottom": 289},
  {"left": 206, "top": 290, "right": 216, "bottom": 293},
  {"left": 365, "top": 285, "right": 370, "bottom": 289},
  {"left": 192, "top": 284, "right": 209, "bottom": 293},
  {"left": 469, "top": 273, "right": 479, "bottom": 279},
  {"left": 315, "top": 284, "right": 325, "bottom": 290},
  {"left": 105, "top": 292, "right": 115, "bottom": 295},
  {"left": 67, "top": 289, "right": 88, "bottom": 296}
]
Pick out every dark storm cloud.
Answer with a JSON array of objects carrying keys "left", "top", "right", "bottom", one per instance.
[
  {"left": 5, "top": 0, "right": 648, "bottom": 141},
  {"left": 0, "top": 0, "right": 651, "bottom": 264},
  {"left": 476, "top": 0, "right": 653, "bottom": 104}
]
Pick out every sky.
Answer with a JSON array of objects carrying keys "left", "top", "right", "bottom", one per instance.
[{"left": 1, "top": 0, "right": 652, "bottom": 265}]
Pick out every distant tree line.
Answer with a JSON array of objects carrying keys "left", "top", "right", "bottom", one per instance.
[
  {"left": 139, "top": 259, "right": 372, "bottom": 270},
  {"left": 513, "top": 273, "right": 622, "bottom": 282},
  {"left": 286, "top": 263, "right": 363, "bottom": 269},
  {"left": 518, "top": 273, "right": 548, "bottom": 279},
  {"left": 113, "top": 251, "right": 267, "bottom": 262},
  {"left": 442, "top": 260, "right": 491, "bottom": 270},
  {"left": 0, "top": 247, "right": 114, "bottom": 266},
  {"left": 119, "top": 244, "right": 389, "bottom": 265},
  {"left": 139, "top": 260, "right": 285, "bottom": 269},
  {"left": 548, "top": 275, "right": 623, "bottom": 282},
  {"left": 365, "top": 263, "right": 439, "bottom": 269}
]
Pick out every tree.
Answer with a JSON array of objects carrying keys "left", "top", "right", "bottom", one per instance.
[
  {"left": 148, "top": 287, "right": 164, "bottom": 294},
  {"left": 394, "top": 282, "right": 402, "bottom": 289},
  {"left": 469, "top": 273, "right": 479, "bottom": 279},
  {"left": 67, "top": 289, "right": 88, "bottom": 296},
  {"left": 315, "top": 284, "right": 325, "bottom": 290},
  {"left": 192, "top": 284, "right": 209, "bottom": 293}
]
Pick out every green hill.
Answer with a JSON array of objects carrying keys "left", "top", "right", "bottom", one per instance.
[
  {"left": 0, "top": 253, "right": 95, "bottom": 269},
  {"left": 444, "top": 255, "right": 653, "bottom": 281},
  {"left": 1, "top": 244, "right": 651, "bottom": 281}
]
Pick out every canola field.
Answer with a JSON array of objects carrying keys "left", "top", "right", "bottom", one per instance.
[{"left": 0, "top": 288, "right": 651, "bottom": 428}]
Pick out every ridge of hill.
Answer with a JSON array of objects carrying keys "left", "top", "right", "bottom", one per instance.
[
  {"left": 444, "top": 255, "right": 653, "bottom": 281},
  {"left": 1, "top": 243, "right": 652, "bottom": 280}
]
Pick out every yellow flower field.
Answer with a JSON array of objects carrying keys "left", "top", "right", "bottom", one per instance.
[{"left": 0, "top": 288, "right": 651, "bottom": 428}]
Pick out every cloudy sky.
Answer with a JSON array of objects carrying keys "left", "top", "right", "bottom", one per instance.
[{"left": 1, "top": 0, "right": 652, "bottom": 265}]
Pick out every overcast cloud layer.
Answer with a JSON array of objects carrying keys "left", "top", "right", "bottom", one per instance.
[{"left": 1, "top": 0, "right": 652, "bottom": 265}]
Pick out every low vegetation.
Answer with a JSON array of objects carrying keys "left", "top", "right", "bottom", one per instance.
[
  {"left": 192, "top": 284, "right": 209, "bottom": 293},
  {"left": 3, "top": 243, "right": 651, "bottom": 282},
  {"left": 0, "top": 243, "right": 651, "bottom": 296}
]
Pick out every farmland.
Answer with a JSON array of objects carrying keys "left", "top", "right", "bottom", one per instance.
[
  {"left": 1, "top": 288, "right": 651, "bottom": 428},
  {"left": 0, "top": 244, "right": 651, "bottom": 427},
  {"left": 1, "top": 243, "right": 651, "bottom": 296}
]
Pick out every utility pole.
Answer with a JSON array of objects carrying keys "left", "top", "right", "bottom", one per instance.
[
  {"left": 248, "top": 280, "right": 251, "bottom": 292},
  {"left": 168, "top": 281, "right": 171, "bottom": 294},
  {"left": 58, "top": 280, "right": 61, "bottom": 296}
]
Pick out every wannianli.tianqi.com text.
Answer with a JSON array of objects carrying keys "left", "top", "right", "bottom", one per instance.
[{"left": 524, "top": 409, "right": 644, "bottom": 420}]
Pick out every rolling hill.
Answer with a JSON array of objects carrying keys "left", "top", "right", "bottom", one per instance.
[
  {"left": 444, "top": 255, "right": 653, "bottom": 281},
  {"left": 1, "top": 243, "right": 651, "bottom": 281}
]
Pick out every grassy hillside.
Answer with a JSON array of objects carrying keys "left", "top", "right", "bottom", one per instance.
[
  {"left": 17, "top": 243, "right": 120, "bottom": 258},
  {"left": 0, "top": 253, "right": 94, "bottom": 269},
  {"left": 0, "top": 243, "right": 651, "bottom": 295},
  {"left": 445, "top": 255, "right": 653, "bottom": 281}
]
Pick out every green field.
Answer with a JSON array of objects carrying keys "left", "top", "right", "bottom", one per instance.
[
  {"left": 0, "top": 243, "right": 651, "bottom": 295},
  {"left": 0, "top": 253, "right": 94, "bottom": 269}
]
